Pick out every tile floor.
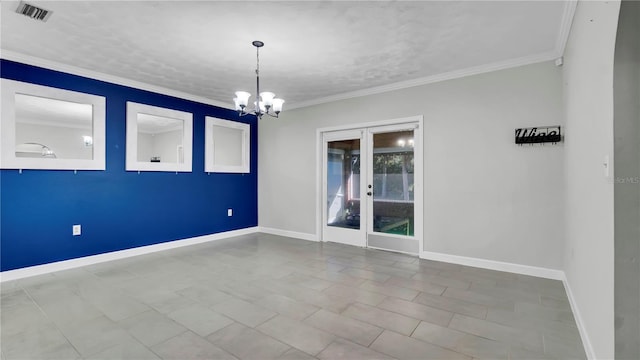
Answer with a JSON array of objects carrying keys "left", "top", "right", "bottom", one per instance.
[{"left": 0, "top": 233, "right": 586, "bottom": 359}]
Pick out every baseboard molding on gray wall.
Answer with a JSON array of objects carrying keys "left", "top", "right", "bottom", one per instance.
[
  {"left": 258, "top": 227, "right": 319, "bottom": 242},
  {"left": 561, "top": 275, "right": 596, "bottom": 360},
  {"left": 0, "top": 227, "right": 259, "bottom": 282},
  {"left": 421, "top": 250, "right": 592, "bottom": 359},
  {"left": 420, "top": 250, "right": 565, "bottom": 280}
]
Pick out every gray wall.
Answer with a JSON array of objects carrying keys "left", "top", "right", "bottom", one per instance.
[
  {"left": 562, "top": 1, "right": 620, "bottom": 358},
  {"left": 259, "top": 61, "right": 565, "bottom": 270},
  {"left": 614, "top": 1, "right": 640, "bottom": 359}
]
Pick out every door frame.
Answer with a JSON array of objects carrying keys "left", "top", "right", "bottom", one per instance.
[{"left": 316, "top": 115, "right": 424, "bottom": 255}]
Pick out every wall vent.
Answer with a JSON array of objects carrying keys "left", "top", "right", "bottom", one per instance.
[{"left": 16, "top": 1, "right": 52, "bottom": 22}]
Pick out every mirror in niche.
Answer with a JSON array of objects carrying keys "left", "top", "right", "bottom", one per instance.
[
  {"left": 0, "top": 78, "right": 106, "bottom": 170},
  {"left": 14, "top": 94, "right": 94, "bottom": 160},
  {"left": 126, "top": 102, "right": 193, "bottom": 172},
  {"left": 136, "top": 113, "right": 184, "bottom": 164},
  {"left": 205, "top": 117, "right": 250, "bottom": 173}
]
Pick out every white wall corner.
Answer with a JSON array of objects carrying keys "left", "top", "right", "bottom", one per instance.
[
  {"left": 258, "top": 227, "right": 319, "bottom": 242},
  {"left": 555, "top": 1, "right": 578, "bottom": 57},
  {"left": 561, "top": 275, "right": 597, "bottom": 360},
  {"left": 420, "top": 250, "right": 593, "bottom": 358},
  {"left": 0, "top": 227, "right": 260, "bottom": 282},
  {"left": 420, "top": 251, "right": 565, "bottom": 280}
]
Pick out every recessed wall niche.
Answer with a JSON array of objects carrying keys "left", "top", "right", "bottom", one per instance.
[
  {"left": 0, "top": 79, "right": 106, "bottom": 170},
  {"left": 126, "top": 102, "right": 193, "bottom": 172},
  {"left": 205, "top": 116, "right": 250, "bottom": 173}
]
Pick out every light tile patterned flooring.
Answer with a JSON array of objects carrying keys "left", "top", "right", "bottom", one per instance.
[{"left": 0, "top": 233, "right": 586, "bottom": 359}]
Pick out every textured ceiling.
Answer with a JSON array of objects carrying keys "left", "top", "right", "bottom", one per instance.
[{"left": 1, "top": 1, "right": 571, "bottom": 109}]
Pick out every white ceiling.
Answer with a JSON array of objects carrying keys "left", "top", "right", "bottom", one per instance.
[{"left": 1, "top": 1, "right": 574, "bottom": 110}]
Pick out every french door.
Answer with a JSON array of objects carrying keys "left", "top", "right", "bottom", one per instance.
[
  {"left": 322, "top": 121, "right": 421, "bottom": 254},
  {"left": 322, "top": 129, "right": 367, "bottom": 247}
]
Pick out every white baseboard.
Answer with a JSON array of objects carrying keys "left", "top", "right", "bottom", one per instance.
[
  {"left": 561, "top": 275, "right": 596, "bottom": 360},
  {"left": 0, "top": 227, "right": 259, "bottom": 282},
  {"left": 420, "top": 251, "right": 565, "bottom": 280},
  {"left": 420, "top": 250, "right": 593, "bottom": 359},
  {"left": 258, "top": 227, "right": 319, "bottom": 242}
]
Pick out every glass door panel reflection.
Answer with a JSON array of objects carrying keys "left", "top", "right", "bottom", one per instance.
[
  {"left": 326, "top": 139, "right": 360, "bottom": 230},
  {"left": 372, "top": 131, "right": 414, "bottom": 236}
]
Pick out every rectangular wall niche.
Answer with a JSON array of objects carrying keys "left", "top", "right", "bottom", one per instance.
[
  {"left": 205, "top": 117, "right": 250, "bottom": 173},
  {"left": 0, "top": 79, "right": 106, "bottom": 171},
  {"left": 125, "top": 102, "right": 193, "bottom": 172},
  {"left": 515, "top": 125, "right": 562, "bottom": 145}
]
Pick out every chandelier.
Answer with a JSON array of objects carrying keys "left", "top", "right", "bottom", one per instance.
[{"left": 233, "top": 41, "right": 284, "bottom": 119}]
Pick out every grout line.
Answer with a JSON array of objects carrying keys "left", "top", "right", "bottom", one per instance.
[
  {"left": 366, "top": 328, "right": 385, "bottom": 348},
  {"left": 408, "top": 319, "right": 421, "bottom": 338},
  {"left": 298, "top": 307, "right": 323, "bottom": 322},
  {"left": 444, "top": 311, "right": 454, "bottom": 327},
  {"left": 313, "top": 337, "right": 338, "bottom": 357},
  {"left": 21, "top": 286, "right": 85, "bottom": 358},
  {"left": 251, "top": 312, "right": 279, "bottom": 329}
]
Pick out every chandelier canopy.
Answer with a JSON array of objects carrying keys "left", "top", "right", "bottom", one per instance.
[{"left": 233, "top": 41, "right": 284, "bottom": 119}]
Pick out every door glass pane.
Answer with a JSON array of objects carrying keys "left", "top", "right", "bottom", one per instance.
[
  {"left": 372, "top": 131, "right": 414, "bottom": 236},
  {"left": 327, "top": 139, "right": 360, "bottom": 229}
]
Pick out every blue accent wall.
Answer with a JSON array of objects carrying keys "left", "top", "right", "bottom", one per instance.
[{"left": 0, "top": 60, "right": 258, "bottom": 271}]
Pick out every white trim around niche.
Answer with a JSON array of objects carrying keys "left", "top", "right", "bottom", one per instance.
[
  {"left": 204, "top": 117, "right": 250, "bottom": 174},
  {"left": 0, "top": 79, "right": 106, "bottom": 171},
  {"left": 125, "top": 102, "right": 193, "bottom": 172}
]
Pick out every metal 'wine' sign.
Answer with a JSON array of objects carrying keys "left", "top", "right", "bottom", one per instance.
[{"left": 515, "top": 126, "right": 562, "bottom": 145}]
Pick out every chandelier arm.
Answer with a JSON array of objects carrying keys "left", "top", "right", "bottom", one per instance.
[{"left": 234, "top": 40, "right": 281, "bottom": 120}]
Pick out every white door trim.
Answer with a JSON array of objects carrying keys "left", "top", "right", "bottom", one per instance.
[{"left": 316, "top": 115, "right": 424, "bottom": 253}]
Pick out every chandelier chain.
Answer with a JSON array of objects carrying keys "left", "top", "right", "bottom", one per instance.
[{"left": 255, "top": 46, "right": 260, "bottom": 76}]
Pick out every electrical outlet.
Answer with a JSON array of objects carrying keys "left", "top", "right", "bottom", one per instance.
[
  {"left": 227, "top": 209, "right": 233, "bottom": 217},
  {"left": 72, "top": 224, "right": 81, "bottom": 236}
]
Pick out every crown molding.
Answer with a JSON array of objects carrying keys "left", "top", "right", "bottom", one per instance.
[
  {"left": 288, "top": 50, "right": 558, "bottom": 110},
  {"left": 3, "top": 0, "right": 575, "bottom": 115},
  {"left": 555, "top": 1, "right": 578, "bottom": 57},
  {"left": 0, "top": 49, "right": 233, "bottom": 110}
]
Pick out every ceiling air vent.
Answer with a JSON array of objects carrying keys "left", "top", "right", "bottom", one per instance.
[{"left": 16, "top": 1, "right": 52, "bottom": 22}]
